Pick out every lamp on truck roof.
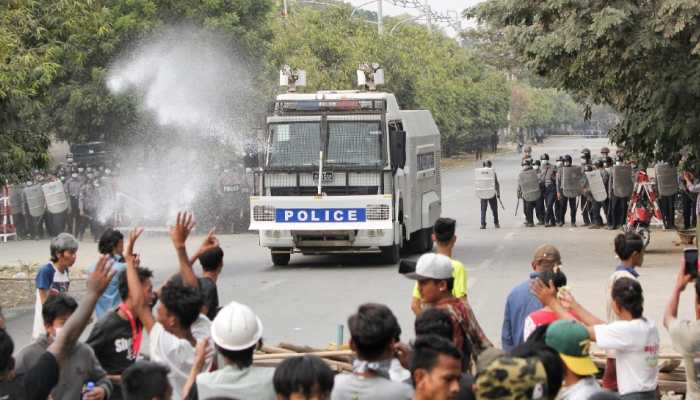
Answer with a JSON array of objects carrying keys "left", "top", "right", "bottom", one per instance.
[
  {"left": 279, "top": 65, "right": 306, "bottom": 93},
  {"left": 357, "top": 63, "right": 384, "bottom": 91}
]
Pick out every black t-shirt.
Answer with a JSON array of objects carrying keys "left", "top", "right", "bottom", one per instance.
[
  {"left": 170, "top": 276, "right": 219, "bottom": 320},
  {"left": 0, "top": 352, "right": 59, "bottom": 400},
  {"left": 86, "top": 310, "right": 138, "bottom": 400}
]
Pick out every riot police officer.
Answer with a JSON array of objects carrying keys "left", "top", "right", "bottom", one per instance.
[
  {"left": 77, "top": 177, "right": 97, "bottom": 240},
  {"left": 539, "top": 154, "right": 557, "bottom": 227},
  {"left": 556, "top": 155, "right": 579, "bottom": 226},
  {"left": 655, "top": 161, "right": 678, "bottom": 230},
  {"left": 65, "top": 171, "right": 82, "bottom": 235},
  {"left": 607, "top": 156, "right": 633, "bottom": 230},
  {"left": 517, "top": 159, "right": 537, "bottom": 227},
  {"left": 479, "top": 160, "right": 500, "bottom": 229},
  {"left": 587, "top": 159, "right": 608, "bottom": 228},
  {"left": 600, "top": 146, "right": 610, "bottom": 160},
  {"left": 532, "top": 159, "right": 545, "bottom": 225},
  {"left": 580, "top": 149, "right": 593, "bottom": 226}
]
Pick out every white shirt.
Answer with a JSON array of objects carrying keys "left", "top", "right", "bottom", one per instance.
[
  {"left": 594, "top": 319, "right": 659, "bottom": 395},
  {"left": 32, "top": 264, "right": 70, "bottom": 339},
  {"left": 148, "top": 314, "right": 213, "bottom": 399}
]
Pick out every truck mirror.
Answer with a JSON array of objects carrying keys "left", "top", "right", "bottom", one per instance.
[{"left": 390, "top": 130, "right": 406, "bottom": 170}]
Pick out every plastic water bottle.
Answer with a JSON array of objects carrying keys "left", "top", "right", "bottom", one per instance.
[{"left": 81, "top": 381, "right": 95, "bottom": 399}]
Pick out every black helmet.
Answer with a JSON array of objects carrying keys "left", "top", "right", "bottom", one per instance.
[
  {"left": 563, "top": 155, "right": 573, "bottom": 163},
  {"left": 540, "top": 153, "right": 550, "bottom": 161},
  {"left": 601, "top": 146, "right": 610, "bottom": 154},
  {"left": 533, "top": 159, "right": 541, "bottom": 166},
  {"left": 557, "top": 155, "right": 564, "bottom": 162},
  {"left": 483, "top": 160, "right": 492, "bottom": 168}
]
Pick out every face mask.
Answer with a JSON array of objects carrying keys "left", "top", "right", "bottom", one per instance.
[
  {"left": 71, "top": 173, "right": 78, "bottom": 178},
  {"left": 534, "top": 165, "right": 540, "bottom": 170},
  {"left": 615, "top": 161, "right": 622, "bottom": 166},
  {"left": 557, "top": 161, "right": 563, "bottom": 167},
  {"left": 94, "top": 182, "right": 100, "bottom": 187}
]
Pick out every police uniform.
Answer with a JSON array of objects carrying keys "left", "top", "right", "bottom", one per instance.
[
  {"left": 480, "top": 166, "right": 500, "bottom": 229},
  {"left": 78, "top": 181, "right": 97, "bottom": 240},
  {"left": 533, "top": 161, "right": 545, "bottom": 225},
  {"left": 65, "top": 174, "right": 82, "bottom": 236},
  {"left": 680, "top": 176, "right": 698, "bottom": 230},
  {"left": 518, "top": 163, "right": 537, "bottom": 227},
  {"left": 607, "top": 161, "right": 631, "bottom": 230},
  {"left": 538, "top": 158, "right": 557, "bottom": 227},
  {"left": 556, "top": 159, "right": 578, "bottom": 226}
]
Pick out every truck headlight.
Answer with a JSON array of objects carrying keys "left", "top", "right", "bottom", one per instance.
[
  {"left": 366, "top": 204, "right": 390, "bottom": 220},
  {"left": 253, "top": 205, "right": 275, "bottom": 221}
]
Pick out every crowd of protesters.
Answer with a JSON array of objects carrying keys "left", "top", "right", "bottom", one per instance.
[{"left": 2, "top": 215, "right": 700, "bottom": 400}]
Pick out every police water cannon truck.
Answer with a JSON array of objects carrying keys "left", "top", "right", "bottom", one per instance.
[{"left": 248, "top": 65, "right": 442, "bottom": 266}]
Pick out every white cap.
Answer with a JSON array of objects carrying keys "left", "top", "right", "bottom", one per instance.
[
  {"left": 211, "top": 301, "right": 263, "bottom": 351},
  {"left": 405, "top": 253, "right": 453, "bottom": 280}
]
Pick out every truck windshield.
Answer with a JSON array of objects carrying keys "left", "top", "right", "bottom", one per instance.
[
  {"left": 326, "top": 121, "right": 383, "bottom": 167},
  {"left": 268, "top": 122, "right": 321, "bottom": 167}
]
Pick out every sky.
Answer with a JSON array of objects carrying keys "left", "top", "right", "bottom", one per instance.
[{"left": 346, "top": 0, "right": 484, "bottom": 34}]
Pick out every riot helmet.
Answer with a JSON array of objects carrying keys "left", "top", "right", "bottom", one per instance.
[
  {"left": 540, "top": 153, "right": 550, "bottom": 161},
  {"left": 483, "top": 160, "right": 493, "bottom": 168},
  {"left": 601, "top": 146, "right": 610, "bottom": 155},
  {"left": 563, "top": 155, "right": 573, "bottom": 166}
]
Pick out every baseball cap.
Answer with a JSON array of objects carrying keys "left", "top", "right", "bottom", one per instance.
[
  {"left": 475, "top": 356, "right": 547, "bottom": 400},
  {"left": 545, "top": 320, "right": 598, "bottom": 376},
  {"left": 404, "top": 253, "right": 453, "bottom": 281},
  {"left": 532, "top": 244, "right": 561, "bottom": 265}
]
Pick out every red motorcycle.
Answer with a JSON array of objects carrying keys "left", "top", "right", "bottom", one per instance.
[{"left": 624, "top": 170, "right": 663, "bottom": 248}]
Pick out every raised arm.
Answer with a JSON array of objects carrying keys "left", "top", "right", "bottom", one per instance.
[
  {"left": 125, "top": 228, "right": 155, "bottom": 332},
  {"left": 47, "top": 255, "right": 114, "bottom": 366},
  {"left": 531, "top": 280, "right": 605, "bottom": 327},
  {"left": 664, "top": 264, "right": 694, "bottom": 329},
  {"left": 170, "top": 212, "right": 198, "bottom": 289}
]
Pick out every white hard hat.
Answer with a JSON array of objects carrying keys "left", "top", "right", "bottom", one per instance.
[{"left": 211, "top": 301, "right": 263, "bottom": 351}]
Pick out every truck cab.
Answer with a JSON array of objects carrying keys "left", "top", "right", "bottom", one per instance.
[{"left": 249, "top": 90, "right": 441, "bottom": 266}]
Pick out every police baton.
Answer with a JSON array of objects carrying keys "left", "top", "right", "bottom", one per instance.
[
  {"left": 498, "top": 196, "right": 506, "bottom": 211},
  {"left": 514, "top": 197, "right": 520, "bottom": 216}
]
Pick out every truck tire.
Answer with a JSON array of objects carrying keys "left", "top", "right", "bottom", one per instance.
[
  {"left": 271, "top": 252, "right": 291, "bottom": 266},
  {"left": 380, "top": 244, "right": 400, "bottom": 264},
  {"left": 410, "top": 227, "right": 433, "bottom": 254}
]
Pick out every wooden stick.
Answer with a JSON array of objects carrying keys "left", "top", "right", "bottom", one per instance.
[
  {"left": 254, "top": 358, "right": 353, "bottom": 372},
  {"left": 261, "top": 345, "right": 296, "bottom": 354},
  {"left": 254, "top": 350, "right": 354, "bottom": 361},
  {"left": 278, "top": 342, "right": 354, "bottom": 363}
]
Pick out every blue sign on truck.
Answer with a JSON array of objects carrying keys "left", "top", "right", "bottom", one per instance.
[{"left": 275, "top": 208, "right": 366, "bottom": 223}]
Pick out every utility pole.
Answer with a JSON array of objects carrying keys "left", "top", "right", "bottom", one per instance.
[
  {"left": 283, "top": 0, "right": 288, "bottom": 17},
  {"left": 377, "top": 0, "right": 383, "bottom": 35},
  {"left": 425, "top": 0, "right": 432, "bottom": 33}
]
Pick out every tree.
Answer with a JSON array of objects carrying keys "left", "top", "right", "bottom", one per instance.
[
  {"left": 470, "top": 0, "right": 700, "bottom": 164},
  {"left": 267, "top": 4, "right": 511, "bottom": 156}
]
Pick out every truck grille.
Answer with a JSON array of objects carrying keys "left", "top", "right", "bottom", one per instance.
[
  {"left": 253, "top": 205, "right": 275, "bottom": 221},
  {"left": 366, "top": 204, "right": 390, "bottom": 220}
]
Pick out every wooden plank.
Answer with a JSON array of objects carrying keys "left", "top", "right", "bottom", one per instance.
[{"left": 254, "top": 350, "right": 355, "bottom": 361}]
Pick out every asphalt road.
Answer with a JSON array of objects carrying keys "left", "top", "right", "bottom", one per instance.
[{"left": 4, "top": 136, "right": 695, "bottom": 352}]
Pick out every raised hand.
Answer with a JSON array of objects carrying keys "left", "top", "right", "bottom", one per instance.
[
  {"left": 170, "top": 211, "right": 195, "bottom": 249},
  {"left": 125, "top": 227, "right": 144, "bottom": 259},
  {"left": 197, "top": 229, "right": 220, "bottom": 256},
  {"left": 530, "top": 279, "right": 557, "bottom": 307},
  {"left": 87, "top": 255, "right": 115, "bottom": 295}
]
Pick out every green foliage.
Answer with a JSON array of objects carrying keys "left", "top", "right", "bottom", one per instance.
[
  {"left": 471, "top": 0, "right": 700, "bottom": 165},
  {"left": 268, "top": 5, "right": 511, "bottom": 155}
]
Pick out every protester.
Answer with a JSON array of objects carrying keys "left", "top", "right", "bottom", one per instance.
[
  {"left": 125, "top": 228, "right": 213, "bottom": 400},
  {"left": 190, "top": 301, "right": 275, "bottom": 399},
  {"left": 169, "top": 213, "right": 223, "bottom": 321},
  {"left": 501, "top": 244, "right": 561, "bottom": 352},
  {"left": 415, "top": 308, "right": 455, "bottom": 341},
  {"left": 509, "top": 340, "right": 564, "bottom": 400},
  {"left": 663, "top": 263, "right": 700, "bottom": 398},
  {"left": 91, "top": 228, "right": 126, "bottom": 318},
  {"left": 32, "top": 232, "right": 79, "bottom": 339},
  {"left": 544, "top": 320, "right": 602, "bottom": 400},
  {"left": 411, "top": 218, "right": 467, "bottom": 315},
  {"left": 87, "top": 266, "right": 155, "bottom": 400},
  {"left": 0, "top": 255, "right": 115, "bottom": 399},
  {"left": 473, "top": 356, "right": 548, "bottom": 400},
  {"left": 603, "top": 232, "right": 645, "bottom": 391},
  {"left": 406, "top": 253, "right": 492, "bottom": 371},
  {"left": 273, "top": 355, "right": 335, "bottom": 400},
  {"left": 331, "top": 303, "right": 413, "bottom": 400},
  {"left": 410, "top": 335, "right": 462, "bottom": 400},
  {"left": 16, "top": 294, "right": 113, "bottom": 399},
  {"left": 122, "top": 361, "right": 173, "bottom": 400},
  {"left": 532, "top": 277, "right": 659, "bottom": 399},
  {"left": 523, "top": 268, "right": 570, "bottom": 340}
]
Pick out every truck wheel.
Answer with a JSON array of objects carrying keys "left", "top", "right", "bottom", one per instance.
[
  {"left": 380, "top": 244, "right": 400, "bottom": 264},
  {"left": 410, "top": 227, "right": 433, "bottom": 254},
  {"left": 271, "top": 252, "right": 291, "bottom": 266}
]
